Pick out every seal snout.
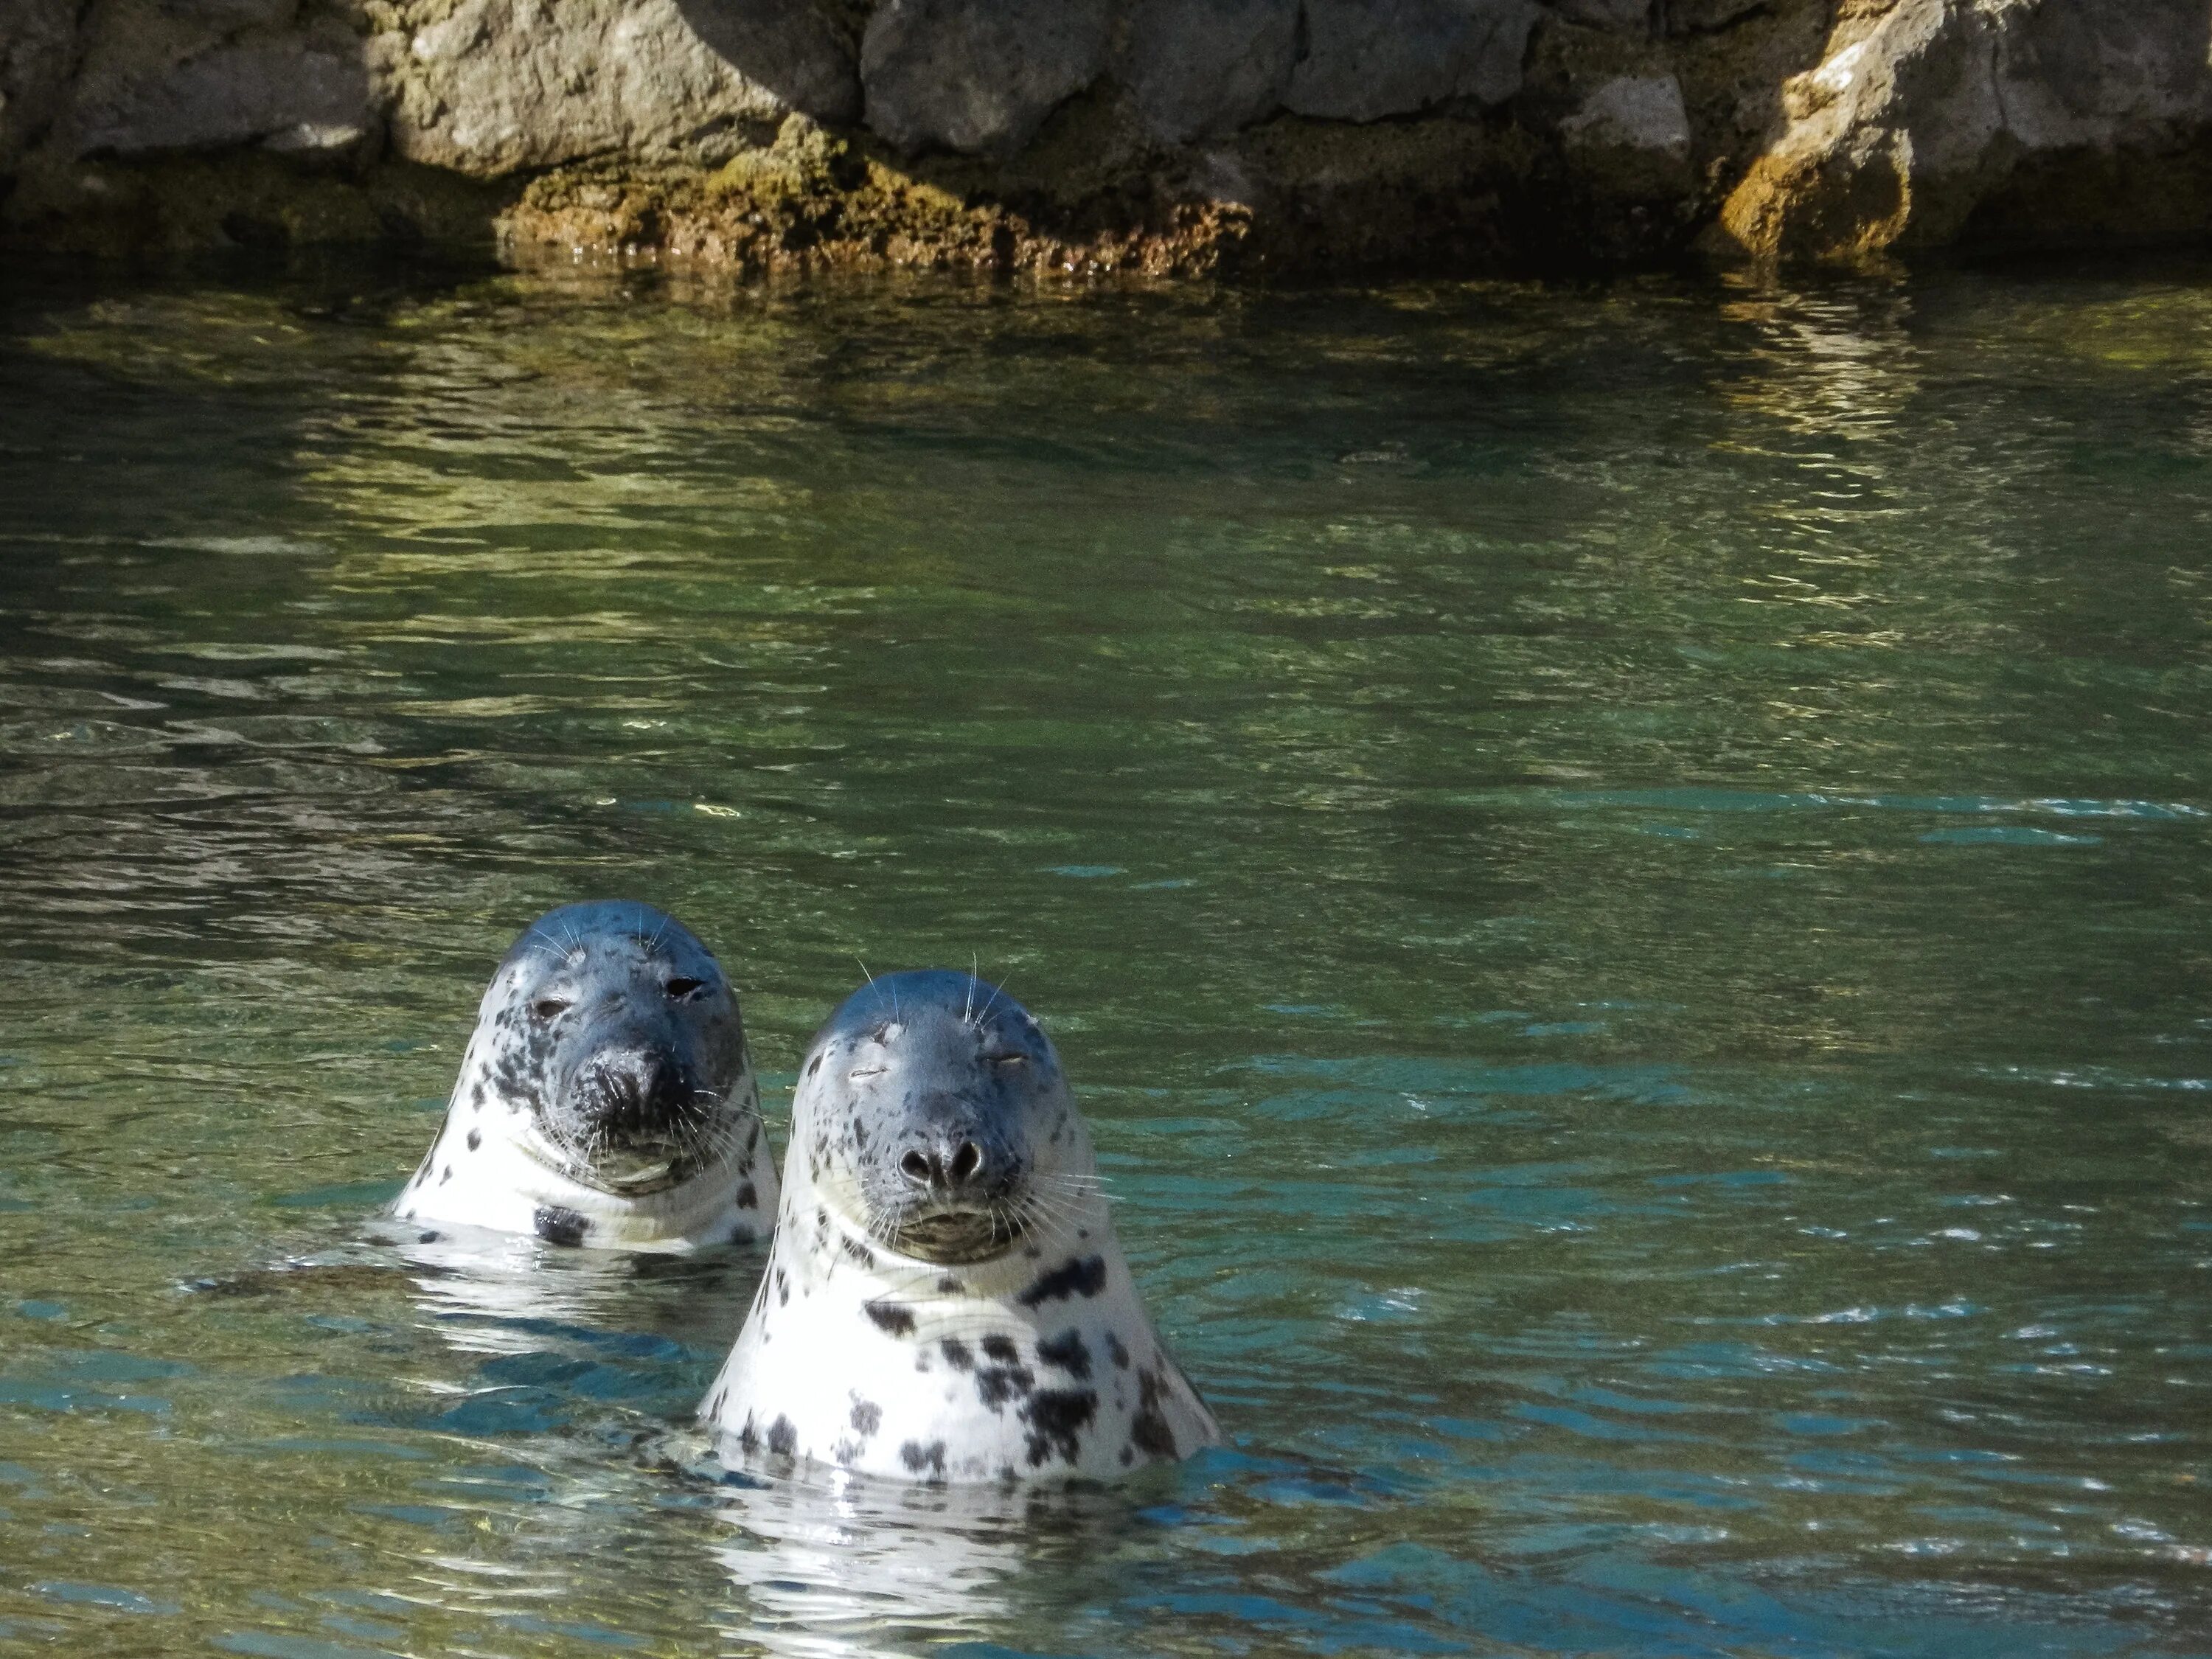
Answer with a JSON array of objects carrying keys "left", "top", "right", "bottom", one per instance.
[
  {"left": 578, "top": 1046, "right": 693, "bottom": 1139},
  {"left": 897, "top": 1111, "right": 990, "bottom": 1197}
]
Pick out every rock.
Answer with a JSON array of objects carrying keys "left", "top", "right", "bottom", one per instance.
[
  {"left": 1562, "top": 73, "right": 1690, "bottom": 159},
  {"left": 1660, "top": 0, "right": 1766, "bottom": 31},
  {"left": 10, "top": 0, "right": 2212, "bottom": 271},
  {"left": 69, "top": 35, "right": 372, "bottom": 159},
  {"left": 1548, "top": 0, "right": 1649, "bottom": 31},
  {"left": 861, "top": 0, "right": 1114, "bottom": 155},
  {"left": 664, "top": 0, "right": 865, "bottom": 122},
  {"left": 1717, "top": 0, "right": 2212, "bottom": 262},
  {"left": 1118, "top": 0, "right": 1298, "bottom": 146},
  {"left": 0, "top": 0, "right": 82, "bottom": 170},
  {"left": 387, "top": 0, "right": 846, "bottom": 175},
  {"left": 155, "top": 0, "right": 301, "bottom": 29},
  {"left": 1284, "top": 0, "right": 1544, "bottom": 121}
]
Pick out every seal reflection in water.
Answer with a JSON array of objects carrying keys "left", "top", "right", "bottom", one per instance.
[
  {"left": 700, "top": 970, "right": 1218, "bottom": 1483},
  {"left": 397, "top": 900, "right": 777, "bottom": 1251},
  {"left": 709, "top": 1472, "right": 1133, "bottom": 1659}
]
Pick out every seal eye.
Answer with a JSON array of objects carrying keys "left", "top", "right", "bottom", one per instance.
[
  {"left": 531, "top": 997, "right": 571, "bottom": 1021},
  {"left": 665, "top": 977, "right": 706, "bottom": 1000},
  {"left": 849, "top": 1065, "right": 886, "bottom": 1080},
  {"left": 988, "top": 1054, "right": 1026, "bottom": 1069}
]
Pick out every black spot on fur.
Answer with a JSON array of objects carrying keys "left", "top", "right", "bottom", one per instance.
[
  {"left": 776, "top": 1266, "right": 790, "bottom": 1306},
  {"left": 807, "top": 1053, "right": 822, "bottom": 1077},
  {"left": 470, "top": 1082, "right": 485, "bottom": 1109},
  {"left": 439, "top": 1164, "right": 453, "bottom": 1185},
  {"left": 709, "top": 1389, "right": 726, "bottom": 1418},
  {"left": 1038, "top": 1329, "right": 1092, "bottom": 1379},
  {"left": 940, "top": 1338, "right": 973, "bottom": 1370},
  {"left": 417, "top": 1231, "right": 441, "bottom": 1244},
  {"left": 976, "top": 1360, "right": 1035, "bottom": 1411},
  {"left": 736, "top": 1182, "right": 757, "bottom": 1209},
  {"left": 865, "top": 1299, "right": 917, "bottom": 1337},
  {"left": 737, "top": 1413, "right": 758, "bottom": 1450},
  {"left": 1107, "top": 1332, "right": 1130, "bottom": 1369},
  {"left": 841, "top": 1235, "right": 877, "bottom": 1270},
  {"left": 1022, "top": 1388, "right": 1098, "bottom": 1467},
  {"left": 900, "top": 1439, "right": 947, "bottom": 1477},
  {"left": 1017, "top": 1254, "right": 1107, "bottom": 1307},
  {"left": 768, "top": 1416, "right": 797, "bottom": 1456},
  {"left": 850, "top": 1399, "right": 882, "bottom": 1436},
  {"left": 937, "top": 1276, "right": 962, "bottom": 1294},
  {"left": 534, "top": 1206, "right": 589, "bottom": 1247},
  {"left": 980, "top": 1334, "right": 1019, "bottom": 1363},
  {"left": 466, "top": 1129, "right": 481, "bottom": 1151},
  {"left": 1131, "top": 1366, "right": 1178, "bottom": 1460}
]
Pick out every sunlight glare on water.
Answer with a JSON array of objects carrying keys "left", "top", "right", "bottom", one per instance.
[{"left": 0, "top": 256, "right": 2209, "bottom": 1657}]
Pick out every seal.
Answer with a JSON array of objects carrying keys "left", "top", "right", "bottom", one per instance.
[
  {"left": 699, "top": 970, "right": 1219, "bottom": 1484},
  {"left": 396, "top": 900, "right": 777, "bottom": 1252}
]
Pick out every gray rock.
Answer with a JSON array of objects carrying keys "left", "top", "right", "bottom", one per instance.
[
  {"left": 1284, "top": 0, "right": 1543, "bottom": 121},
  {"left": 1718, "top": 0, "right": 2212, "bottom": 259},
  {"left": 1118, "top": 0, "right": 1297, "bottom": 146},
  {"left": 861, "top": 0, "right": 1113, "bottom": 154},
  {"left": 389, "top": 0, "right": 824, "bottom": 174},
  {"left": 70, "top": 38, "right": 372, "bottom": 157},
  {"left": 0, "top": 0, "right": 86, "bottom": 170},
  {"left": 1562, "top": 73, "right": 1689, "bottom": 158},
  {"left": 153, "top": 0, "right": 301, "bottom": 30},
  {"left": 1548, "top": 0, "right": 1648, "bottom": 32},
  {"left": 1660, "top": 0, "right": 1764, "bottom": 32},
  {"left": 667, "top": 0, "right": 864, "bottom": 122}
]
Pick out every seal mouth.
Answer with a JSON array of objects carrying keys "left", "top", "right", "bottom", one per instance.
[
  {"left": 569, "top": 1141, "right": 697, "bottom": 1198},
  {"left": 889, "top": 1205, "right": 1026, "bottom": 1266}
]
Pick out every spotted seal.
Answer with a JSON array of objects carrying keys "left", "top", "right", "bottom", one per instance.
[
  {"left": 397, "top": 900, "right": 776, "bottom": 1252},
  {"left": 699, "top": 970, "right": 1218, "bottom": 1483}
]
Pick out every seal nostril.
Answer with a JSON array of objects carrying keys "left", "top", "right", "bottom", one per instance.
[
  {"left": 900, "top": 1150, "right": 931, "bottom": 1184},
  {"left": 949, "top": 1141, "right": 982, "bottom": 1185}
]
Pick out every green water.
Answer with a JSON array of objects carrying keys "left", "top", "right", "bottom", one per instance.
[{"left": 1, "top": 255, "right": 2208, "bottom": 1658}]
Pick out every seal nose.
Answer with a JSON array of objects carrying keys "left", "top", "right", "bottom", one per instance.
[
  {"left": 899, "top": 1135, "right": 987, "bottom": 1194},
  {"left": 584, "top": 1048, "right": 685, "bottom": 1137}
]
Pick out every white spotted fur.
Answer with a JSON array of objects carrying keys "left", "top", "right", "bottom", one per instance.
[
  {"left": 700, "top": 974, "right": 1217, "bottom": 1483},
  {"left": 397, "top": 906, "right": 777, "bottom": 1252}
]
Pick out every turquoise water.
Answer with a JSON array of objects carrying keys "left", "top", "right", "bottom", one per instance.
[{"left": 1, "top": 256, "right": 2208, "bottom": 1656}]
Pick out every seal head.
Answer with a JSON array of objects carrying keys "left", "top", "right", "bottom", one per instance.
[
  {"left": 824, "top": 970, "right": 1067, "bottom": 1267},
  {"left": 396, "top": 900, "right": 777, "bottom": 1251},
  {"left": 700, "top": 970, "right": 1218, "bottom": 1483}
]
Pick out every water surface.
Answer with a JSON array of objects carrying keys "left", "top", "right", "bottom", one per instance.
[{"left": 1, "top": 255, "right": 2209, "bottom": 1657}]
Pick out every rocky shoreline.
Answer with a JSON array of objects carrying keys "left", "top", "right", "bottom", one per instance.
[{"left": 4, "top": 1, "right": 2210, "bottom": 275}]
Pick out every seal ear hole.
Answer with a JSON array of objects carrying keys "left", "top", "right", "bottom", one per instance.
[
  {"left": 665, "top": 977, "right": 706, "bottom": 999},
  {"left": 531, "top": 997, "right": 571, "bottom": 1021}
]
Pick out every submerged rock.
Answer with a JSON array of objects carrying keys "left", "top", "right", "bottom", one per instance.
[{"left": 5, "top": 0, "right": 2212, "bottom": 271}]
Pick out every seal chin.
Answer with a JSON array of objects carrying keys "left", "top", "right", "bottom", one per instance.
[{"left": 888, "top": 1205, "right": 1026, "bottom": 1266}]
